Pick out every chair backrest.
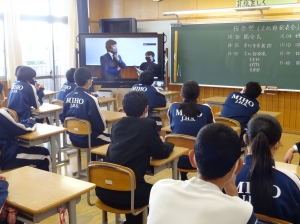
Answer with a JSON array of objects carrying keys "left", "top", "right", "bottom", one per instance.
[
  {"left": 88, "top": 161, "right": 136, "bottom": 191},
  {"left": 164, "top": 134, "right": 196, "bottom": 155},
  {"left": 215, "top": 117, "right": 241, "bottom": 127},
  {"left": 52, "top": 99, "right": 63, "bottom": 107},
  {"left": 64, "top": 117, "right": 92, "bottom": 148},
  {"left": 215, "top": 117, "right": 241, "bottom": 135},
  {"left": 5, "top": 108, "right": 19, "bottom": 122},
  {"left": 255, "top": 213, "right": 292, "bottom": 224}
]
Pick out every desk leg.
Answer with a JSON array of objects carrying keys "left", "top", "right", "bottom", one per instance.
[
  {"left": 107, "top": 102, "right": 111, "bottom": 111},
  {"left": 107, "top": 123, "right": 112, "bottom": 134},
  {"left": 67, "top": 198, "right": 77, "bottom": 224},
  {"left": 171, "top": 158, "right": 179, "bottom": 180},
  {"left": 50, "top": 135, "right": 57, "bottom": 173}
]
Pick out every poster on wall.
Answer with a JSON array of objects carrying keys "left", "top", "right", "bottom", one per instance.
[{"left": 236, "top": 0, "right": 297, "bottom": 7}]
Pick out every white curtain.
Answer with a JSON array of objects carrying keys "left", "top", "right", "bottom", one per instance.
[
  {"left": 68, "top": 0, "right": 79, "bottom": 68},
  {"left": 4, "top": 0, "right": 22, "bottom": 87}
]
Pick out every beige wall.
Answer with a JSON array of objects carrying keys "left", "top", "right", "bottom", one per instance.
[{"left": 89, "top": 0, "right": 300, "bottom": 133}]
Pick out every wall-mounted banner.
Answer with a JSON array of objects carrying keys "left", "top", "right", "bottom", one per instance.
[{"left": 236, "top": 0, "right": 297, "bottom": 7}]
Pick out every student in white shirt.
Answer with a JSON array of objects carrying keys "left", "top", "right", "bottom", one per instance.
[{"left": 148, "top": 123, "right": 257, "bottom": 224}]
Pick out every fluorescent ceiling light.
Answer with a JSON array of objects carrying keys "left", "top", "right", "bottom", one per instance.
[{"left": 163, "top": 3, "right": 300, "bottom": 16}]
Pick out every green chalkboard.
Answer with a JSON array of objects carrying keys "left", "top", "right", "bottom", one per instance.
[{"left": 171, "top": 20, "right": 300, "bottom": 91}]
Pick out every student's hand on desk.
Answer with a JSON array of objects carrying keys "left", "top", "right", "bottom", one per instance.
[
  {"left": 0, "top": 175, "right": 6, "bottom": 181},
  {"left": 283, "top": 147, "right": 295, "bottom": 164},
  {"left": 39, "top": 84, "right": 44, "bottom": 89}
]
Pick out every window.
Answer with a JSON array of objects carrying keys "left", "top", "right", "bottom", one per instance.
[{"left": 17, "top": 0, "right": 68, "bottom": 90}]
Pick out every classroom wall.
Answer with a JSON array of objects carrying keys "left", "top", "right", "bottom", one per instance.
[{"left": 91, "top": 0, "right": 300, "bottom": 133}]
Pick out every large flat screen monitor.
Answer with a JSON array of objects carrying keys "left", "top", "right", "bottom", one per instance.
[{"left": 79, "top": 33, "right": 165, "bottom": 88}]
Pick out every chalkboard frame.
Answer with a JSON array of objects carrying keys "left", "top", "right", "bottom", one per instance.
[{"left": 170, "top": 19, "right": 300, "bottom": 92}]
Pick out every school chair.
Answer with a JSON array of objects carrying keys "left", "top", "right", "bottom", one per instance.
[
  {"left": 164, "top": 134, "right": 197, "bottom": 176},
  {"left": 5, "top": 108, "right": 19, "bottom": 122},
  {"left": 52, "top": 99, "right": 63, "bottom": 107},
  {"left": 64, "top": 117, "right": 95, "bottom": 179},
  {"left": 255, "top": 213, "right": 292, "bottom": 224},
  {"left": 87, "top": 161, "right": 148, "bottom": 224},
  {"left": 214, "top": 117, "right": 241, "bottom": 135}
]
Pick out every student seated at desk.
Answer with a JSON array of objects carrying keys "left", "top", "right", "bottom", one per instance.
[
  {"left": 0, "top": 82, "right": 51, "bottom": 171},
  {"left": 236, "top": 115, "right": 300, "bottom": 223},
  {"left": 0, "top": 175, "right": 8, "bottom": 212},
  {"left": 8, "top": 66, "right": 40, "bottom": 121},
  {"left": 168, "top": 80, "right": 214, "bottom": 180},
  {"left": 148, "top": 123, "right": 256, "bottom": 224},
  {"left": 57, "top": 68, "right": 76, "bottom": 101},
  {"left": 96, "top": 91, "right": 174, "bottom": 224},
  {"left": 60, "top": 67, "right": 110, "bottom": 160},
  {"left": 131, "top": 71, "right": 166, "bottom": 131},
  {"left": 221, "top": 81, "right": 261, "bottom": 143}
]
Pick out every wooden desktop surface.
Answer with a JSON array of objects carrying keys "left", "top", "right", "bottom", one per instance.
[
  {"left": 18, "top": 123, "right": 66, "bottom": 141},
  {"left": 98, "top": 97, "right": 117, "bottom": 104},
  {"left": 101, "top": 110, "right": 126, "bottom": 123},
  {"left": 202, "top": 96, "right": 226, "bottom": 104},
  {"left": 275, "top": 161, "right": 300, "bottom": 177},
  {"left": 91, "top": 144, "right": 188, "bottom": 167},
  {"left": 43, "top": 90, "right": 58, "bottom": 96},
  {"left": 159, "top": 91, "right": 180, "bottom": 97},
  {"left": 2, "top": 166, "right": 95, "bottom": 214},
  {"left": 215, "top": 111, "right": 281, "bottom": 117},
  {"left": 31, "top": 104, "right": 62, "bottom": 113},
  {"left": 161, "top": 125, "right": 240, "bottom": 134},
  {"left": 153, "top": 102, "right": 172, "bottom": 111}
]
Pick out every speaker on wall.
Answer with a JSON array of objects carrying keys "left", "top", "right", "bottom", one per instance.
[{"left": 99, "top": 18, "right": 137, "bottom": 33}]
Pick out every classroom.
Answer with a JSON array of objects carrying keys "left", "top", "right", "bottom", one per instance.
[{"left": 1, "top": 0, "right": 300, "bottom": 223}]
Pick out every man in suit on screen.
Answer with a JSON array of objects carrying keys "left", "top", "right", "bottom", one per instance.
[{"left": 100, "top": 39, "right": 126, "bottom": 80}]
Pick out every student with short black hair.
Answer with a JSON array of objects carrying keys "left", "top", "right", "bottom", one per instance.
[
  {"left": 131, "top": 71, "right": 166, "bottom": 131},
  {"left": 57, "top": 68, "right": 77, "bottom": 101},
  {"left": 60, "top": 67, "right": 110, "bottom": 160},
  {"left": 168, "top": 80, "right": 214, "bottom": 180},
  {"left": 236, "top": 115, "right": 300, "bottom": 223},
  {"left": 148, "top": 123, "right": 256, "bottom": 224},
  {"left": 221, "top": 81, "right": 262, "bottom": 142},
  {"left": 96, "top": 91, "right": 173, "bottom": 224},
  {"left": 8, "top": 66, "right": 40, "bottom": 121},
  {"left": 0, "top": 82, "right": 51, "bottom": 171}
]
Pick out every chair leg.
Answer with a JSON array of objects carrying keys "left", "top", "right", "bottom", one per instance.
[
  {"left": 142, "top": 209, "right": 148, "bottom": 224},
  {"left": 102, "top": 210, "right": 108, "bottom": 224},
  {"left": 74, "top": 150, "right": 81, "bottom": 178},
  {"left": 115, "top": 214, "right": 121, "bottom": 224}
]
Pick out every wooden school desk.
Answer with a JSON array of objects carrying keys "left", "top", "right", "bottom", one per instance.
[
  {"left": 160, "top": 91, "right": 180, "bottom": 102},
  {"left": 43, "top": 90, "right": 57, "bottom": 103},
  {"left": 91, "top": 144, "right": 189, "bottom": 180},
  {"left": 2, "top": 166, "right": 95, "bottom": 224},
  {"left": 98, "top": 97, "right": 117, "bottom": 111},
  {"left": 202, "top": 96, "right": 281, "bottom": 117},
  {"left": 161, "top": 125, "right": 241, "bottom": 135},
  {"left": 100, "top": 110, "right": 126, "bottom": 134},
  {"left": 275, "top": 162, "right": 300, "bottom": 177},
  {"left": 17, "top": 123, "right": 67, "bottom": 173},
  {"left": 152, "top": 102, "right": 171, "bottom": 116},
  {"left": 31, "top": 104, "right": 62, "bottom": 126}
]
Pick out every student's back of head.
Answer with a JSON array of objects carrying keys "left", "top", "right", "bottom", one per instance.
[
  {"left": 74, "top": 67, "right": 92, "bottom": 86},
  {"left": 138, "top": 71, "right": 154, "bottom": 85},
  {"left": 245, "top": 81, "right": 261, "bottom": 99},
  {"left": 195, "top": 123, "right": 241, "bottom": 180},
  {"left": 15, "top": 66, "right": 23, "bottom": 77},
  {"left": 122, "top": 91, "right": 148, "bottom": 118},
  {"left": 17, "top": 66, "right": 36, "bottom": 82},
  {"left": 179, "top": 80, "right": 201, "bottom": 118},
  {"left": 66, "top": 68, "right": 76, "bottom": 83},
  {"left": 245, "top": 114, "right": 282, "bottom": 215}
]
